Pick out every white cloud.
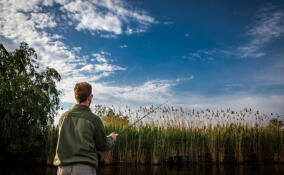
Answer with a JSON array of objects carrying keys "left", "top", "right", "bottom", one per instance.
[
  {"left": 0, "top": 0, "right": 128, "bottom": 109},
  {"left": 0, "top": 0, "right": 155, "bottom": 39},
  {"left": 94, "top": 0, "right": 155, "bottom": 24},
  {"left": 126, "top": 27, "right": 133, "bottom": 35},
  {"left": 72, "top": 46, "right": 81, "bottom": 53},
  {"left": 31, "top": 13, "right": 57, "bottom": 29},
  {"left": 125, "top": 26, "right": 147, "bottom": 35},
  {"left": 1, "top": 0, "right": 42, "bottom": 13},
  {"left": 58, "top": 0, "right": 155, "bottom": 35},
  {"left": 120, "top": 44, "right": 128, "bottom": 48},
  {"left": 94, "top": 63, "right": 126, "bottom": 73},
  {"left": 92, "top": 53, "right": 107, "bottom": 63},
  {"left": 0, "top": 2, "right": 75, "bottom": 75},
  {"left": 90, "top": 80, "right": 175, "bottom": 106},
  {"left": 43, "top": 0, "right": 54, "bottom": 6},
  {"left": 79, "top": 64, "right": 93, "bottom": 72},
  {"left": 61, "top": 0, "right": 122, "bottom": 34}
]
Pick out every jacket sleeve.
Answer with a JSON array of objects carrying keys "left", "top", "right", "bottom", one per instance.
[{"left": 93, "top": 116, "right": 114, "bottom": 152}]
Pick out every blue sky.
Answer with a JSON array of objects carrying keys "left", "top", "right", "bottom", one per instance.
[{"left": 1, "top": 0, "right": 284, "bottom": 116}]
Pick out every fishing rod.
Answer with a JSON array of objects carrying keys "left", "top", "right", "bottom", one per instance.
[{"left": 114, "top": 101, "right": 168, "bottom": 136}]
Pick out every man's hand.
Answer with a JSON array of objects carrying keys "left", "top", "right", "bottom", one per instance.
[{"left": 108, "top": 132, "right": 118, "bottom": 141}]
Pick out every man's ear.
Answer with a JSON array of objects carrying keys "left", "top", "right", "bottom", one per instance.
[
  {"left": 88, "top": 94, "right": 93, "bottom": 101},
  {"left": 87, "top": 95, "right": 92, "bottom": 106}
]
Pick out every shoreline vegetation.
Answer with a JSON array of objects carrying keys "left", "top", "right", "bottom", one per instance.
[
  {"left": 45, "top": 105, "right": 284, "bottom": 166},
  {"left": 100, "top": 106, "right": 284, "bottom": 165}
]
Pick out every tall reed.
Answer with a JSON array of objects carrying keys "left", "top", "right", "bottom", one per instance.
[{"left": 97, "top": 105, "right": 284, "bottom": 165}]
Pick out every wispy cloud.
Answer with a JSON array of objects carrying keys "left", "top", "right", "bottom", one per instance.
[
  {"left": 100, "top": 34, "right": 118, "bottom": 39},
  {"left": 176, "top": 75, "right": 195, "bottom": 82},
  {"left": 125, "top": 26, "right": 148, "bottom": 35},
  {"left": 185, "top": 33, "right": 190, "bottom": 37},
  {"left": 92, "top": 52, "right": 108, "bottom": 63},
  {"left": 238, "top": 5, "right": 284, "bottom": 58},
  {"left": 185, "top": 5, "right": 284, "bottom": 60},
  {"left": 72, "top": 46, "right": 81, "bottom": 53},
  {"left": 182, "top": 50, "right": 216, "bottom": 61},
  {"left": 94, "top": 63, "right": 126, "bottom": 73},
  {"left": 120, "top": 44, "right": 128, "bottom": 48}
]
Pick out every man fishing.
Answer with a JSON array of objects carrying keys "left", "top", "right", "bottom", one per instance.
[{"left": 54, "top": 82, "right": 118, "bottom": 175}]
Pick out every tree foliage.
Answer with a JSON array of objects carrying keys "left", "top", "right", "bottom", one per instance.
[{"left": 0, "top": 42, "right": 61, "bottom": 162}]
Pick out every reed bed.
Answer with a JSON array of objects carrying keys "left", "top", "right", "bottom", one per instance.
[{"left": 95, "top": 105, "right": 284, "bottom": 165}]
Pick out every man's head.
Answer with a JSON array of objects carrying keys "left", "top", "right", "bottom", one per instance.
[{"left": 74, "top": 82, "right": 93, "bottom": 106}]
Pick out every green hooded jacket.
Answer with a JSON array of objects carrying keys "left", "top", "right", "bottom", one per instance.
[{"left": 53, "top": 104, "right": 114, "bottom": 167}]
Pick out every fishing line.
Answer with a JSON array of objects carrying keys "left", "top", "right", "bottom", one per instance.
[{"left": 114, "top": 101, "right": 168, "bottom": 136}]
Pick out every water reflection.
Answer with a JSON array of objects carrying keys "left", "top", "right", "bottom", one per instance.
[
  {"left": 0, "top": 166, "right": 57, "bottom": 175},
  {"left": 97, "top": 165, "right": 284, "bottom": 175},
  {"left": 0, "top": 165, "right": 284, "bottom": 175}
]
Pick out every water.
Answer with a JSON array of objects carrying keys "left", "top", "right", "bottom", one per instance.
[{"left": 0, "top": 165, "right": 284, "bottom": 175}]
